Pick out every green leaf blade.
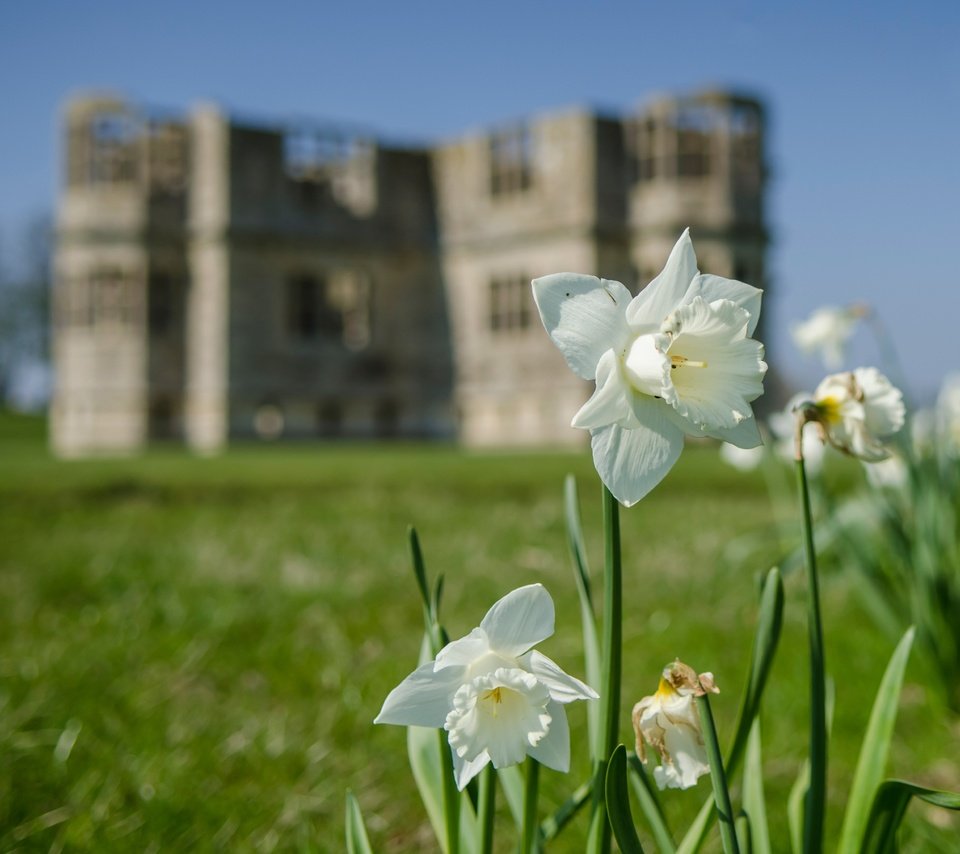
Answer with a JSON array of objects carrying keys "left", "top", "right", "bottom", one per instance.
[
  {"left": 605, "top": 745, "right": 645, "bottom": 854},
  {"left": 345, "top": 790, "right": 374, "bottom": 854},
  {"left": 837, "top": 627, "right": 915, "bottom": 854}
]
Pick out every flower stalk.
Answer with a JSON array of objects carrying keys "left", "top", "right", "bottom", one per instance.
[
  {"left": 695, "top": 689, "right": 740, "bottom": 854},
  {"left": 795, "top": 410, "right": 827, "bottom": 854},
  {"left": 478, "top": 765, "right": 495, "bottom": 854},
  {"left": 522, "top": 756, "right": 540, "bottom": 854},
  {"left": 588, "top": 484, "right": 622, "bottom": 854}
]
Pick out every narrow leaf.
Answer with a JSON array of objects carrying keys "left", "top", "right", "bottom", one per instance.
[
  {"left": 787, "top": 761, "right": 809, "bottom": 854},
  {"left": 408, "top": 526, "right": 431, "bottom": 616},
  {"left": 498, "top": 765, "right": 524, "bottom": 829},
  {"left": 345, "top": 790, "right": 374, "bottom": 854},
  {"left": 605, "top": 745, "right": 645, "bottom": 854},
  {"left": 837, "top": 627, "right": 915, "bottom": 853},
  {"left": 735, "top": 813, "right": 752, "bottom": 854},
  {"left": 860, "top": 778, "right": 960, "bottom": 852},
  {"left": 628, "top": 754, "right": 676, "bottom": 853},
  {"left": 742, "top": 720, "right": 771, "bottom": 854},
  {"left": 407, "top": 723, "right": 478, "bottom": 854},
  {"left": 564, "top": 474, "right": 601, "bottom": 758},
  {"left": 677, "top": 567, "right": 784, "bottom": 854},
  {"left": 540, "top": 777, "right": 593, "bottom": 842}
]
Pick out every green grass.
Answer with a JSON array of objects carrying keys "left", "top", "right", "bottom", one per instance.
[{"left": 0, "top": 412, "right": 957, "bottom": 851}]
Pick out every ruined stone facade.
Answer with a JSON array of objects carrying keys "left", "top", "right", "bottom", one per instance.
[{"left": 51, "top": 90, "right": 768, "bottom": 455}]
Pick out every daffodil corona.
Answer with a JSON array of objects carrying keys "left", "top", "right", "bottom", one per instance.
[
  {"left": 533, "top": 229, "right": 767, "bottom": 506},
  {"left": 375, "top": 584, "right": 597, "bottom": 790}
]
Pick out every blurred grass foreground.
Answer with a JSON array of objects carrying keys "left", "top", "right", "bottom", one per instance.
[{"left": 0, "top": 410, "right": 957, "bottom": 851}]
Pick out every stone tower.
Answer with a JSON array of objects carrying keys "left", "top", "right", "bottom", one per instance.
[{"left": 434, "top": 90, "right": 768, "bottom": 446}]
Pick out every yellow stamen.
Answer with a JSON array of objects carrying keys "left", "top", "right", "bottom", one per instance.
[
  {"left": 482, "top": 686, "right": 503, "bottom": 715},
  {"left": 671, "top": 355, "right": 708, "bottom": 369}
]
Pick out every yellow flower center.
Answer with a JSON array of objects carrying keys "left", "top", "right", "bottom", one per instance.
[
  {"left": 482, "top": 686, "right": 504, "bottom": 715},
  {"left": 817, "top": 395, "right": 843, "bottom": 424},
  {"left": 655, "top": 677, "right": 676, "bottom": 701},
  {"left": 670, "top": 355, "right": 708, "bottom": 370}
]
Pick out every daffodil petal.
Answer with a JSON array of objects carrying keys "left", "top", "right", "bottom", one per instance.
[
  {"left": 590, "top": 403, "right": 684, "bottom": 507},
  {"left": 532, "top": 274, "right": 633, "bottom": 380},
  {"left": 687, "top": 273, "right": 762, "bottom": 336},
  {"left": 571, "top": 349, "right": 632, "bottom": 429},
  {"left": 451, "top": 747, "right": 491, "bottom": 791},
  {"left": 705, "top": 414, "right": 764, "bottom": 448},
  {"left": 625, "top": 229, "right": 698, "bottom": 327},
  {"left": 522, "top": 650, "right": 599, "bottom": 703},
  {"left": 527, "top": 700, "right": 570, "bottom": 773},
  {"left": 434, "top": 627, "right": 491, "bottom": 671},
  {"left": 480, "top": 583, "right": 555, "bottom": 657},
  {"left": 856, "top": 367, "right": 905, "bottom": 437},
  {"left": 656, "top": 719, "right": 710, "bottom": 790},
  {"left": 374, "top": 661, "right": 466, "bottom": 727}
]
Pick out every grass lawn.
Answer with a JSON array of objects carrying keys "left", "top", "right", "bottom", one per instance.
[{"left": 0, "top": 411, "right": 957, "bottom": 851}]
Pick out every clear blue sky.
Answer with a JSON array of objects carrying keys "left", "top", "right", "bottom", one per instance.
[{"left": 1, "top": 1, "right": 957, "bottom": 399}]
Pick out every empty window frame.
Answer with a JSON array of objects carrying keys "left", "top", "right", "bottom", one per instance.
[
  {"left": 84, "top": 112, "right": 140, "bottom": 186},
  {"left": 91, "top": 268, "right": 136, "bottom": 326},
  {"left": 630, "top": 118, "right": 658, "bottom": 183},
  {"left": 488, "top": 274, "right": 531, "bottom": 332},
  {"left": 489, "top": 125, "right": 533, "bottom": 197},
  {"left": 148, "top": 272, "right": 180, "bottom": 337}
]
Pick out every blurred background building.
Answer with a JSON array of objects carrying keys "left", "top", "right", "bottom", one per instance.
[{"left": 51, "top": 89, "right": 768, "bottom": 456}]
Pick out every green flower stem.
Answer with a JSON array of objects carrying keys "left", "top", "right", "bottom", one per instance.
[
  {"left": 588, "top": 485, "right": 622, "bottom": 854},
  {"left": 795, "top": 415, "right": 827, "bottom": 854},
  {"left": 438, "top": 732, "right": 460, "bottom": 854},
  {"left": 522, "top": 756, "right": 541, "bottom": 854},
  {"left": 478, "top": 765, "right": 495, "bottom": 854},
  {"left": 696, "top": 691, "right": 740, "bottom": 854}
]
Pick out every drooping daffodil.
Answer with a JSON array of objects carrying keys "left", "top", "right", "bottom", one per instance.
[
  {"left": 803, "top": 367, "right": 905, "bottom": 462},
  {"left": 632, "top": 660, "right": 719, "bottom": 791},
  {"left": 770, "top": 393, "right": 828, "bottom": 473},
  {"left": 532, "top": 229, "right": 767, "bottom": 506},
  {"left": 791, "top": 303, "right": 868, "bottom": 369},
  {"left": 374, "top": 583, "right": 597, "bottom": 790}
]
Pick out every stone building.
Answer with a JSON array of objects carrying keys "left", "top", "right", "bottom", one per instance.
[{"left": 51, "top": 89, "right": 768, "bottom": 455}]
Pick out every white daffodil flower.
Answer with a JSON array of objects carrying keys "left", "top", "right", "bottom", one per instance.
[
  {"left": 374, "top": 584, "right": 597, "bottom": 790},
  {"left": 632, "top": 660, "right": 718, "bottom": 791},
  {"left": 533, "top": 229, "right": 767, "bottom": 506},
  {"left": 809, "top": 367, "right": 905, "bottom": 462},
  {"left": 791, "top": 304, "right": 867, "bottom": 369}
]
